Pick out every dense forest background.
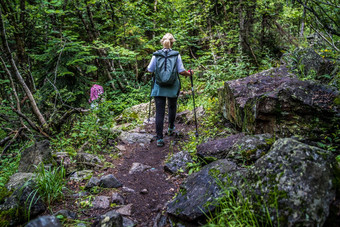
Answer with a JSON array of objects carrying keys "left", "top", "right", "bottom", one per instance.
[{"left": 0, "top": 0, "right": 339, "bottom": 223}]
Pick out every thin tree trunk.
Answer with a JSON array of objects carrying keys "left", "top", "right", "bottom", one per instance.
[{"left": 0, "top": 8, "right": 47, "bottom": 127}]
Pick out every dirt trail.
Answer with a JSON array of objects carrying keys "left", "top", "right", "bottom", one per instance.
[
  {"left": 53, "top": 122, "right": 190, "bottom": 227},
  {"left": 114, "top": 123, "right": 186, "bottom": 226}
]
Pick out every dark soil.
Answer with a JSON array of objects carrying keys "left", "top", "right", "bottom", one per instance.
[{"left": 49, "top": 122, "right": 192, "bottom": 227}]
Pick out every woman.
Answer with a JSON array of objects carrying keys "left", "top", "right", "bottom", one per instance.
[{"left": 147, "top": 33, "right": 193, "bottom": 147}]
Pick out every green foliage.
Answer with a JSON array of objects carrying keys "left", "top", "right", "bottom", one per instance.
[
  {"left": 205, "top": 177, "right": 276, "bottom": 227},
  {"left": 0, "top": 150, "right": 21, "bottom": 188},
  {"left": 34, "top": 163, "right": 66, "bottom": 206}
]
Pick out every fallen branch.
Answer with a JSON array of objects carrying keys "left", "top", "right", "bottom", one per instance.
[
  {"left": 11, "top": 108, "right": 49, "bottom": 138},
  {"left": 1, "top": 127, "right": 25, "bottom": 154}
]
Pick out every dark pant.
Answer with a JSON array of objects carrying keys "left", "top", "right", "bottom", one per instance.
[{"left": 155, "top": 96, "right": 177, "bottom": 139}]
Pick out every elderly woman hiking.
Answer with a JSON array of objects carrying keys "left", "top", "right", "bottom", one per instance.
[{"left": 147, "top": 33, "right": 193, "bottom": 147}]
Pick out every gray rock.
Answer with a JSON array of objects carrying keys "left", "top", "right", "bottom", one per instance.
[
  {"left": 164, "top": 151, "right": 193, "bottom": 174},
  {"left": 92, "top": 196, "right": 111, "bottom": 209},
  {"left": 226, "top": 133, "right": 274, "bottom": 164},
  {"left": 69, "top": 170, "right": 93, "bottom": 182},
  {"left": 76, "top": 152, "right": 102, "bottom": 164},
  {"left": 140, "top": 189, "right": 148, "bottom": 194},
  {"left": 85, "top": 177, "right": 100, "bottom": 189},
  {"left": 99, "top": 174, "right": 122, "bottom": 188},
  {"left": 246, "top": 138, "right": 335, "bottom": 226},
  {"left": 116, "top": 204, "right": 133, "bottom": 216},
  {"left": 18, "top": 140, "right": 52, "bottom": 172},
  {"left": 54, "top": 209, "right": 77, "bottom": 219},
  {"left": 119, "top": 131, "right": 154, "bottom": 144},
  {"left": 94, "top": 210, "right": 123, "bottom": 227},
  {"left": 167, "top": 159, "right": 242, "bottom": 221},
  {"left": 122, "top": 217, "right": 135, "bottom": 227},
  {"left": 218, "top": 65, "right": 340, "bottom": 139},
  {"left": 6, "top": 172, "right": 35, "bottom": 191},
  {"left": 0, "top": 182, "right": 46, "bottom": 226},
  {"left": 128, "top": 163, "right": 151, "bottom": 174},
  {"left": 111, "top": 193, "right": 125, "bottom": 205},
  {"left": 168, "top": 138, "right": 336, "bottom": 226},
  {"left": 72, "top": 191, "right": 88, "bottom": 198},
  {"left": 122, "top": 186, "right": 135, "bottom": 193},
  {"left": 176, "top": 106, "right": 205, "bottom": 125},
  {"left": 25, "top": 215, "right": 61, "bottom": 227},
  {"left": 196, "top": 134, "right": 244, "bottom": 160}
]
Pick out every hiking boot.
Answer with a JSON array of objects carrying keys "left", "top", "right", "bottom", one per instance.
[
  {"left": 157, "top": 139, "right": 164, "bottom": 147},
  {"left": 167, "top": 127, "right": 175, "bottom": 136}
]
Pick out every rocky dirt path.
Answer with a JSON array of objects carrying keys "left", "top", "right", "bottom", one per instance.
[
  {"left": 52, "top": 121, "right": 191, "bottom": 227},
  {"left": 113, "top": 123, "right": 186, "bottom": 226}
]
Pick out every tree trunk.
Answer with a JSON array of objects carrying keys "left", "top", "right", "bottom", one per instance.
[{"left": 0, "top": 7, "right": 47, "bottom": 127}]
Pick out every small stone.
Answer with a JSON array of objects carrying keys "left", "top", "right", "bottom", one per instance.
[
  {"left": 123, "top": 217, "right": 136, "bottom": 227},
  {"left": 85, "top": 177, "right": 100, "bottom": 189},
  {"left": 92, "top": 196, "right": 110, "bottom": 209},
  {"left": 94, "top": 210, "right": 123, "bottom": 227},
  {"left": 72, "top": 191, "right": 88, "bottom": 198},
  {"left": 99, "top": 174, "right": 122, "bottom": 188},
  {"left": 25, "top": 215, "right": 61, "bottom": 227},
  {"left": 112, "top": 193, "right": 125, "bottom": 205},
  {"left": 129, "top": 163, "right": 151, "bottom": 174},
  {"left": 122, "top": 186, "right": 135, "bottom": 193},
  {"left": 54, "top": 209, "right": 77, "bottom": 219},
  {"left": 116, "top": 145, "right": 127, "bottom": 151},
  {"left": 116, "top": 204, "right": 133, "bottom": 216},
  {"left": 140, "top": 189, "right": 148, "bottom": 194},
  {"left": 69, "top": 170, "right": 93, "bottom": 182}
]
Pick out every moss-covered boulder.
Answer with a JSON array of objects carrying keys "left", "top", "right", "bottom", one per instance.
[
  {"left": 218, "top": 66, "right": 340, "bottom": 139},
  {"left": 168, "top": 138, "right": 335, "bottom": 225},
  {"left": 18, "top": 140, "right": 53, "bottom": 173},
  {"left": 197, "top": 133, "right": 274, "bottom": 164},
  {"left": 167, "top": 160, "right": 244, "bottom": 222},
  {"left": 0, "top": 182, "right": 46, "bottom": 226},
  {"left": 246, "top": 138, "right": 335, "bottom": 226}
]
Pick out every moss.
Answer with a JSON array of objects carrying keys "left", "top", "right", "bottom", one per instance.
[
  {"left": 0, "top": 207, "right": 19, "bottom": 227},
  {"left": 0, "top": 187, "right": 11, "bottom": 204}
]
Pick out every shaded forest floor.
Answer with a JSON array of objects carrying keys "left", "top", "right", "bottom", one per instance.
[{"left": 48, "top": 122, "right": 194, "bottom": 226}]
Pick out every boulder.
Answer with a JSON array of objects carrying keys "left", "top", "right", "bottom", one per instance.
[
  {"left": 93, "top": 210, "right": 123, "bottom": 227},
  {"left": 176, "top": 106, "right": 205, "bottom": 125},
  {"left": 196, "top": 133, "right": 244, "bottom": 160},
  {"left": 119, "top": 131, "right": 154, "bottom": 144},
  {"left": 246, "top": 138, "right": 335, "bottom": 226},
  {"left": 99, "top": 174, "right": 122, "bottom": 188},
  {"left": 219, "top": 66, "right": 340, "bottom": 139},
  {"left": 164, "top": 151, "right": 193, "bottom": 174},
  {"left": 226, "top": 133, "right": 274, "bottom": 164},
  {"left": 167, "top": 159, "right": 243, "bottom": 221},
  {"left": 0, "top": 182, "right": 46, "bottom": 226},
  {"left": 168, "top": 138, "right": 336, "bottom": 226},
  {"left": 18, "top": 140, "right": 53, "bottom": 172},
  {"left": 6, "top": 172, "right": 35, "bottom": 191},
  {"left": 25, "top": 215, "right": 61, "bottom": 227},
  {"left": 116, "top": 102, "right": 156, "bottom": 124}
]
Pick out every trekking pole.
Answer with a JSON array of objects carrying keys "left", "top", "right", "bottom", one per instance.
[
  {"left": 189, "top": 70, "right": 199, "bottom": 137},
  {"left": 148, "top": 73, "right": 154, "bottom": 122}
]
